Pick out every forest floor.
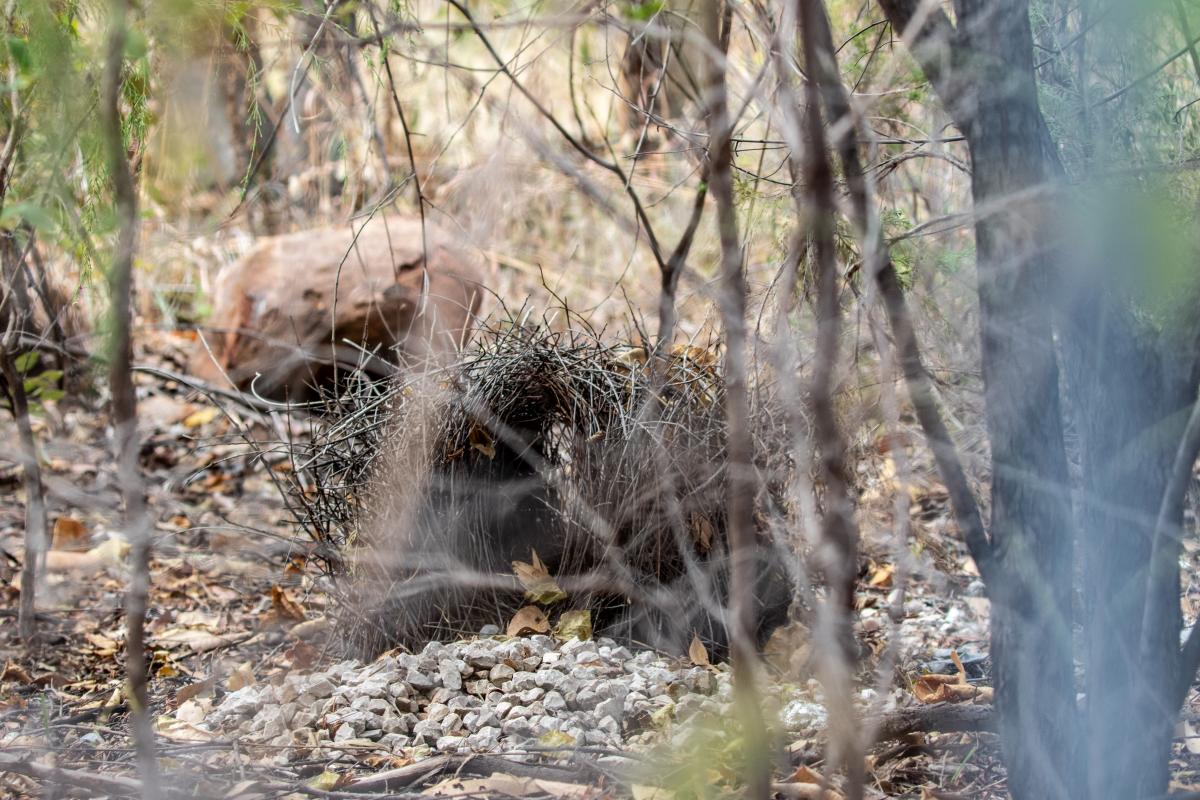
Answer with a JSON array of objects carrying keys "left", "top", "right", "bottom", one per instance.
[{"left": 1, "top": 329, "right": 1199, "bottom": 799}]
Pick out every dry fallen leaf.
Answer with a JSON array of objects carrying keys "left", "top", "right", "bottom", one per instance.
[
  {"left": 690, "top": 513, "right": 714, "bottom": 554},
  {"left": 507, "top": 605, "right": 551, "bottom": 637},
  {"left": 51, "top": 516, "right": 90, "bottom": 551},
  {"left": 286, "top": 640, "right": 321, "bottom": 668},
  {"left": 512, "top": 550, "right": 567, "bottom": 605},
  {"left": 174, "top": 677, "right": 215, "bottom": 704},
  {"left": 553, "top": 609, "right": 592, "bottom": 641},
  {"left": 225, "top": 662, "right": 256, "bottom": 691},
  {"left": 671, "top": 343, "right": 717, "bottom": 366},
  {"left": 468, "top": 425, "right": 496, "bottom": 459},
  {"left": 1, "top": 661, "right": 33, "bottom": 684},
  {"left": 539, "top": 729, "right": 577, "bottom": 748},
  {"left": 288, "top": 615, "right": 331, "bottom": 641},
  {"left": 532, "top": 778, "right": 595, "bottom": 799},
  {"left": 688, "top": 634, "right": 711, "bottom": 667},
  {"left": 772, "top": 782, "right": 845, "bottom": 799},
  {"left": 174, "top": 698, "right": 211, "bottom": 725},
  {"left": 911, "top": 650, "right": 993, "bottom": 704},
  {"left": 154, "top": 628, "right": 246, "bottom": 653},
  {"left": 138, "top": 394, "right": 191, "bottom": 428},
  {"left": 780, "top": 765, "right": 846, "bottom": 799},
  {"left": 867, "top": 562, "right": 895, "bottom": 588},
  {"left": 44, "top": 536, "right": 129, "bottom": 573},
  {"left": 84, "top": 632, "right": 121, "bottom": 657},
  {"left": 154, "top": 712, "right": 216, "bottom": 743},
  {"left": 227, "top": 779, "right": 268, "bottom": 799},
  {"left": 182, "top": 406, "right": 220, "bottom": 428},
  {"left": 308, "top": 771, "right": 348, "bottom": 792},
  {"left": 262, "top": 585, "right": 306, "bottom": 628},
  {"left": 424, "top": 774, "right": 538, "bottom": 797}
]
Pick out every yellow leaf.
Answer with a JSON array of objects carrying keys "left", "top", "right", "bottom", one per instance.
[
  {"left": 553, "top": 609, "right": 592, "bottom": 641},
  {"left": 650, "top": 703, "right": 674, "bottom": 729},
  {"left": 867, "top": 562, "right": 895, "bottom": 588},
  {"left": 308, "top": 771, "right": 342, "bottom": 791},
  {"left": 182, "top": 407, "right": 220, "bottom": 428},
  {"left": 538, "top": 729, "right": 577, "bottom": 748}
]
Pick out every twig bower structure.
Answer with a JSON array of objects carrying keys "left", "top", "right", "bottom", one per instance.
[{"left": 293, "top": 320, "right": 792, "bottom": 658}]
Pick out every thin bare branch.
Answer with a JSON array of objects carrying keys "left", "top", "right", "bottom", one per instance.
[
  {"left": 101, "top": 0, "right": 159, "bottom": 796},
  {"left": 0, "top": 234, "right": 47, "bottom": 646},
  {"left": 701, "top": 1, "right": 769, "bottom": 798}
]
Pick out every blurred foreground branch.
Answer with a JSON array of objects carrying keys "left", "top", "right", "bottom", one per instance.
[{"left": 101, "top": 0, "right": 158, "bottom": 796}]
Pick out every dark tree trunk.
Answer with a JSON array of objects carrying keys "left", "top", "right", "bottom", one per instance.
[
  {"left": 954, "top": 2, "right": 1082, "bottom": 796},
  {"left": 879, "top": 0, "right": 1081, "bottom": 795},
  {"left": 878, "top": 0, "right": 1200, "bottom": 796},
  {"left": 1061, "top": 277, "right": 1191, "bottom": 798}
]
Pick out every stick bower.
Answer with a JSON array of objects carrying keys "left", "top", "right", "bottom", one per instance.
[{"left": 288, "top": 318, "right": 795, "bottom": 659}]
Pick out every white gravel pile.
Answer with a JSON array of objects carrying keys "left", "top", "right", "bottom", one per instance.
[{"left": 200, "top": 635, "right": 827, "bottom": 761}]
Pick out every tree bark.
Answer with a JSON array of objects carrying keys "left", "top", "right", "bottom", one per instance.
[
  {"left": 701, "top": 1, "right": 770, "bottom": 797},
  {"left": 0, "top": 235, "right": 47, "bottom": 647},
  {"left": 102, "top": 2, "right": 159, "bottom": 797},
  {"left": 878, "top": 1, "right": 1082, "bottom": 796},
  {"left": 1058, "top": 248, "right": 1192, "bottom": 799}
]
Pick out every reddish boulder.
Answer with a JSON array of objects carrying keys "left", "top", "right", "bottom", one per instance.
[{"left": 190, "top": 216, "right": 483, "bottom": 399}]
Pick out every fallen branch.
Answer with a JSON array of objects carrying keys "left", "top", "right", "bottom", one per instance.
[
  {"left": 344, "top": 753, "right": 610, "bottom": 793},
  {"left": 0, "top": 752, "right": 148, "bottom": 798},
  {"left": 871, "top": 702, "right": 995, "bottom": 743}
]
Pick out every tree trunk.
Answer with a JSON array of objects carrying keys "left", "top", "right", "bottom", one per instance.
[
  {"left": 953, "top": 2, "right": 1082, "bottom": 795},
  {"left": 1060, "top": 268, "right": 1191, "bottom": 799},
  {"left": 878, "top": 0, "right": 1200, "bottom": 795}
]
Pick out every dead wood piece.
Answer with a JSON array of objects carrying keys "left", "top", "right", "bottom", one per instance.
[
  {"left": 345, "top": 753, "right": 608, "bottom": 793},
  {"left": 871, "top": 702, "right": 995, "bottom": 743},
  {"left": 190, "top": 215, "right": 483, "bottom": 399},
  {"left": 0, "top": 752, "right": 148, "bottom": 798}
]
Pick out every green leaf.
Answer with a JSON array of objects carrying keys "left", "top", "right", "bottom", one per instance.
[
  {"left": 124, "top": 29, "right": 149, "bottom": 60},
  {"left": 1, "top": 201, "right": 57, "bottom": 233},
  {"left": 6, "top": 37, "right": 32, "bottom": 73},
  {"left": 622, "top": 0, "right": 663, "bottom": 22},
  {"left": 14, "top": 351, "right": 38, "bottom": 373}
]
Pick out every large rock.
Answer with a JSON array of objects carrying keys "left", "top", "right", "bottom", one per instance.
[{"left": 190, "top": 216, "right": 483, "bottom": 399}]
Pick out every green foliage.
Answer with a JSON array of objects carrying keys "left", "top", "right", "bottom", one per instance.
[
  {"left": 5, "top": 351, "right": 65, "bottom": 407},
  {"left": 621, "top": 0, "right": 664, "bottom": 23},
  {"left": 1032, "top": 0, "right": 1200, "bottom": 328},
  {"left": 637, "top": 707, "right": 778, "bottom": 799}
]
